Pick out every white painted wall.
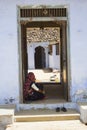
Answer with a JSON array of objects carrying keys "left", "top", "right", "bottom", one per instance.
[
  {"left": 70, "top": 1, "right": 87, "bottom": 101},
  {"left": 49, "top": 45, "right": 60, "bottom": 69},
  {"left": 0, "top": 0, "right": 87, "bottom": 104},
  {"left": 0, "top": 0, "right": 19, "bottom": 104},
  {"left": 27, "top": 44, "right": 35, "bottom": 69}
]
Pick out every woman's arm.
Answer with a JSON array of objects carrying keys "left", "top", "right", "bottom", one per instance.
[
  {"left": 31, "top": 83, "right": 39, "bottom": 91},
  {"left": 31, "top": 83, "right": 45, "bottom": 94}
]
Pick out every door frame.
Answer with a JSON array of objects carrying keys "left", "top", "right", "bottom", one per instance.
[{"left": 17, "top": 5, "right": 71, "bottom": 103}]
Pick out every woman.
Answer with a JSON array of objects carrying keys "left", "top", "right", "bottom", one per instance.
[{"left": 23, "top": 72, "right": 45, "bottom": 101}]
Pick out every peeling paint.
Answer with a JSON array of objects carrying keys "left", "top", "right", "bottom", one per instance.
[
  {"left": 71, "top": 89, "right": 87, "bottom": 102},
  {"left": 4, "top": 97, "right": 15, "bottom": 104}
]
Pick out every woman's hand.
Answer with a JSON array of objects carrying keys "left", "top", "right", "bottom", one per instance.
[{"left": 38, "top": 89, "right": 45, "bottom": 94}]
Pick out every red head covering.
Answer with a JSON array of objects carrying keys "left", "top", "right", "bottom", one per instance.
[{"left": 27, "top": 72, "right": 35, "bottom": 82}]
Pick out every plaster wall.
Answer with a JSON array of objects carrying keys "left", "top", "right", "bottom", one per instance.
[
  {"left": 70, "top": 1, "right": 87, "bottom": 101},
  {"left": 0, "top": 0, "right": 19, "bottom": 104},
  {"left": 0, "top": 0, "right": 87, "bottom": 104}
]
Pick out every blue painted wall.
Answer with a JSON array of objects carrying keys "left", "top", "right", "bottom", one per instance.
[{"left": 0, "top": 0, "right": 87, "bottom": 104}]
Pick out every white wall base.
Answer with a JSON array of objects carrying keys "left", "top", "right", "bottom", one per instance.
[
  {"left": 0, "top": 109, "right": 14, "bottom": 125},
  {"left": 80, "top": 105, "right": 87, "bottom": 124}
]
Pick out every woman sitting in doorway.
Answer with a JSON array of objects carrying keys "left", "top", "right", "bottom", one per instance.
[{"left": 23, "top": 72, "right": 45, "bottom": 102}]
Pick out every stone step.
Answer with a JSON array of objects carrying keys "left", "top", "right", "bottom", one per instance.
[
  {"left": 77, "top": 102, "right": 87, "bottom": 124},
  {"left": 17, "top": 102, "right": 77, "bottom": 110},
  {"left": 14, "top": 109, "right": 80, "bottom": 122},
  {"left": 0, "top": 104, "right": 16, "bottom": 109},
  {"left": 0, "top": 109, "right": 14, "bottom": 125}
]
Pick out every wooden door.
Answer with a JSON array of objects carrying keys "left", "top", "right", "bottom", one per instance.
[
  {"left": 60, "top": 22, "right": 68, "bottom": 100},
  {"left": 21, "top": 24, "right": 28, "bottom": 84}
]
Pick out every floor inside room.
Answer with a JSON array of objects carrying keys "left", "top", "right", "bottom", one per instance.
[{"left": 25, "top": 84, "right": 66, "bottom": 104}]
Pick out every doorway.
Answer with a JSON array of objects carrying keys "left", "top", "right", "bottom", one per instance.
[
  {"left": 18, "top": 6, "right": 70, "bottom": 103},
  {"left": 35, "top": 46, "right": 46, "bottom": 69}
]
